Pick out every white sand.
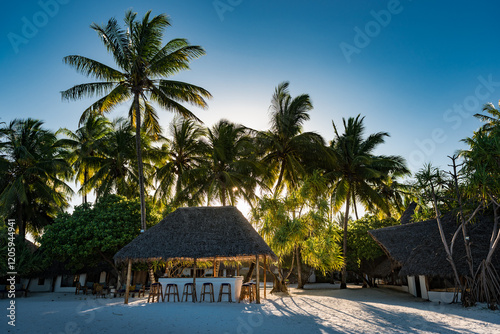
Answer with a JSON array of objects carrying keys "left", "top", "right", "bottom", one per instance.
[{"left": 2, "top": 283, "right": 499, "bottom": 334}]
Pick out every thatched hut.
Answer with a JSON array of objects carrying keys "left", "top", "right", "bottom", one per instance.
[
  {"left": 114, "top": 206, "right": 277, "bottom": 303},
  {"left": 114, "top": 206, "right": 276, "bottom": 263},
  {"left": 369, "top": 213, "right": 500, "bottom": 301}
]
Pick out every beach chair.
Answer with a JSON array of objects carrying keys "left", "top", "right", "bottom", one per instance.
[
  {"left": 85, "top": 282, "right": 94, "bottom": 295},
  {"left": 75, "top": 282, "right": 87, "bottom": 295},
  {"left": 99, "top": 282, "right": 109, "bottom": 296},
  {"left": 94, "top": 284, "right": 105, "bottom": 298},
  {"left": 116, "top": 284, "right": 126, "bottom": 297},
  {"left": 133, "top": 283, "right": 146, "bottom": 297},
  {"left": 14, "top": 284, "right": 29, "bottom": 297}
]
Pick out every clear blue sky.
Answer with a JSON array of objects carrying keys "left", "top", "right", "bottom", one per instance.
[{"left": 1, "top": 0, "right": 499, "bottom": 176}]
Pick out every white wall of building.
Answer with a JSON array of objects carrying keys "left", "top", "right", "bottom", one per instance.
[
  {"left": 428, "top": 291, "right": 461, "bottom": 303},
  {"left": 419, "top": 275, "right": 429, "bottom": 300},
  {"left": 53, "top": 273, "right": 86, "bottom": 293},
  {"left": 407, "top": 275, "right": 431, "bottom": 300},
  {"left": 407, "top": 276, "right": 416, "bottom": 296},
  {"left": 99, "top": 271, "right": 106, "bottom": 283},
  {"left": 22, "top": 277, "right": 52, "bottom": 292},
  {"left": 308, "top": 271, "right": 316, "bottom": 283}
]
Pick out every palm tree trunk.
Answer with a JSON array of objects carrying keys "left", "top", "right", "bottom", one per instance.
[
  {"left": 134, "top": 94, "right": 147, "bottom": 232},
  {"left": 341, "top": 195, "right": 350, "bottom": 289},
  {"left": 296, "top": 246, "right": 303, "bottom": 289},
  {"left": 274, "top": 161, "right": 285, "bottom": 195},
  {"left": 83, "top": 169, "right": 88, "bottom": 204},
  {"left": 18, "top": 200, "right": 25, "bottom": 239},
  {"left": 352, "top": 194, "right": 359, "bottom": 220},
  {"left": 221, "top": 185, "right": 226, "bottom": 206}
]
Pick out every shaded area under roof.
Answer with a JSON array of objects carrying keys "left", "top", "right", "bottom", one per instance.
[
  {"left": 369, "top": 213, "right": 500, "bottom": 277},
  {"left": 114, "top": 206, "right": 277, "bottom": 264}
]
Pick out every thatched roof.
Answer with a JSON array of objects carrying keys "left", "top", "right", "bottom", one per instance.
[
  {"left": 361, "top": 256, "right": 394, "bottom": 278},
  {"left": 400, "top": 202, "right": 417, "bottom": 225},
  {"left": 114, "top": 206, "right": 277, "bottom": 264},
  {"left": 369, "top": 213, "right": 500, "bottom": 277}
]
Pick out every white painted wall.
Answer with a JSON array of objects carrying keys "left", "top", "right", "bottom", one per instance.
[
  {"left": 54, "top": 274, "right": 86, "bottom": 293},
  {"left": 419, "top": 275, "right": 429, "bottom": 300},
  {"left": 308, "top": 270, "right": 316, "bottom": 283},
  {"left": 21, "top": 277, "right": 52, "bottom": 292},
  {"left": 428, "top": 291, "right": 461, "bottom": 303},
  {"left": 99, "top": 271, "right": 106, "bottom": 283},
  {"left": 407, "top": 276, "right": 416, "bottom": 296}
]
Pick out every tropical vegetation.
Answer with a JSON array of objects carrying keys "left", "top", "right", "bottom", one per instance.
[
  {"left": 60, "top": 10, "right": 212, "bottom": 231},
  {"left": 10, "top": 9, "right": 500, "bottom": 306}
]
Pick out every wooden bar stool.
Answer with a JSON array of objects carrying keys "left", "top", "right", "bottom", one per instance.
[
  {"left": 239, "top": 283, "right": 254, "bottom": 303},
  {"left": 164, "top": 283, "right": 180, "bottom": 302},
  {"left": 148, "top": 283, "right": 163, "bottom": 303},
  {"left": 248, "top": 282, "right": 257, "bottom": 301},
  {"left": 200, "top": 282, "right": 215, "bottom": 302},
  {"left": 218, "top": 282, "right": 232, "bottom": 302},
  {"left": 182, "top": 283, "right": 197, "bottom": 302}
]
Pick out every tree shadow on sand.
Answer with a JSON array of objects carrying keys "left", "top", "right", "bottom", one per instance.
[{"left": 263, "top": 287, "right": 497, "bottom": 334}]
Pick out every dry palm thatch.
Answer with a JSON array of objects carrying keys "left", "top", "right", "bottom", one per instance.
[
  {"left": 114, "top": 206, "right": 277, "bottom": 264},
  {"left": 369, "top": 214, "right": 500, "bottom": 278},
  {"left": 400, "top": 202, "right": 417, "bottom": 225},
  {"left": 361, "top": 257, "right": 394, "bottom": 278}
]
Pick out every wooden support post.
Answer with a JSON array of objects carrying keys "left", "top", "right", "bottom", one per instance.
[
  {"left": 193, "top": 258, "right": 197, "bottom": 285},
  {"left": 124, "top": 259, "right": 132, "bottom": 304},
  {"left": 237, "top": 263, "right": 240, "bottom": 276},
  {"left": 213, "top": 258, "right": 218, "bottom": 278},
  {"left": 256, "top": 255, "right": 260, "bottom": 304},
  {"left": 263, "top": 256, "right": 267, "bottom": 299}
]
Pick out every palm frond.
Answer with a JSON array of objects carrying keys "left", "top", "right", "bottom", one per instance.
[{"left": 63, "top": 55, "right": 125, "bottom": 81}]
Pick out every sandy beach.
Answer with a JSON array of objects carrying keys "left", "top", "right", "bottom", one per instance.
[{"left": 1, "top": 284, "right": 499, "bottom": 334}]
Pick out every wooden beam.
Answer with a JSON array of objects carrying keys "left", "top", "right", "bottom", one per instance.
[
  {"left": 213, "top": 257, "right": 217, "bottom": 278},
  {"left": 263, "top": 256, "right": 267, "bottom": 299},
  {"left": 193, "top": 258, "right": 197, "bottom": 284},
  {"left": 124, "top": 259, "right": 132, "bottom": 304},
  {"left": 193, "top": 258, "right": 197, "bottom": 302},
  {"left": 256, "top": 255, "right": 260, "bottom": 304}
]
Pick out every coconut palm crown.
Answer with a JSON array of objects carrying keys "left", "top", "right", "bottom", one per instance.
[
  {"left": 61, "top": 10, "right": 212, "bottom": 230},
  {"left": 328, "top": 114, "right": 409, "bottom": 288},
  {"left": 259, "top": 81, "right": 325, "bottom": 195}
]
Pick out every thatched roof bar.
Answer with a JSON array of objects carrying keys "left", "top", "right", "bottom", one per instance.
[{"left": 114, "top": 206, "right": 277, "bottom": 265}]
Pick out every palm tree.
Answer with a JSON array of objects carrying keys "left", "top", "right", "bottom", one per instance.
[
  {"left": 155, "top": 117, "right": 207, "bottom": 206},
  {"left": 254, "top": 171, "right": 343, "bottom": 291},
  {"left": 61, "top": 10, "right": 211, "bottom": 231},
  {"left": 188, "top": 119, "right": 264, "bottom": 206},
  {"left": 258, "top": 82, "right": 325, "bottom": 195},
  {"left": 370, "top": 174, "right": 413, "bottom": 219},
  {"left": 58, "top": 114, "right": 111, "bottom": 203},
  {"left": 474, "top": 100, "right": 500, "bottom": 132},
  {"left": 328, "top": 115, "right": 409, "bottom": 288},
  {"left": 0, "top": 119, "right": 73, "bottom": 239},
  {"left": 85, "top": 118, "right": 159, "bottom": 198}
]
